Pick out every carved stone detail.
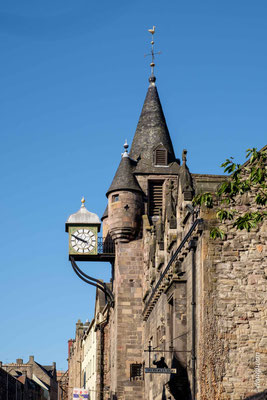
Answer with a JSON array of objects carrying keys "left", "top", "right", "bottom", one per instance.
[
  {"left": 149, "top": 225, "right": 156, "bottom": 267},
  {"left": 165, "top": 180, "right": 177, "bottom": 228},
  {"left": 155, "top": 208, "right": 164, "bottom": 249}
]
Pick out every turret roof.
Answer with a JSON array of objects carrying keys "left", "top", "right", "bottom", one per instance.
[
  {"left": 106, "top": 150, "right": 142, "bottom": 197},
  {"left": 129, "top": 79, "right": 177, "bottom": 173}
]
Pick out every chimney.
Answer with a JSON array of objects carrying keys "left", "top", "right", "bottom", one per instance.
[
  {"left": 16, "top": 359, "right": 23, "bottom": 364},
  {"left": 29, "top": 356, "right": 34, "bottom": 363},
  {"left": 53, "top": 362, "right": 56, "bottom": 370},
  {"left": 0, "top": 361, "right": 2, "bottom": 367}
]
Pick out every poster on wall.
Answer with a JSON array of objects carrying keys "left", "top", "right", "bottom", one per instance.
[{"left": 73, "top": 388, "right": 89, "bottom": 399}]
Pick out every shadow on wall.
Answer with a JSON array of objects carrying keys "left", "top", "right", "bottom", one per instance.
[
  {"left": 162, "top": 354, "right": 192, "bottom": 400},
  {"left": 245, "top": 391, "right": 267, "bottom": 400},
  {"left": 161, "top": 385, "right": 167, "bottom": 400}
]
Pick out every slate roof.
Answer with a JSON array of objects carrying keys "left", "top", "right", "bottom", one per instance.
[
  {"left": 34, "top": 361, "right": 54, "bottom": 379},
  {"left": 129, "top": 81, "right": 179, "bottom": 174},
  {"left": 106, "top": 154, "right": 142, "bottom": 197}
]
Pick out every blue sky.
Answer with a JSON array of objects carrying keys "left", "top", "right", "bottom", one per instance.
[{"left": 0, "top": 0, "right": 266, "bottom": 370}]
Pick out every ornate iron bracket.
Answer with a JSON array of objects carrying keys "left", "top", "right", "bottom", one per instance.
[{"left": 70, "top": 256, "right": 114, "bottom": 307}]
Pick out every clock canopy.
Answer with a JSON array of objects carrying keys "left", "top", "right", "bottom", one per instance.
[{"left": 65, "top": 197, "right": 101, "bottom": 232}]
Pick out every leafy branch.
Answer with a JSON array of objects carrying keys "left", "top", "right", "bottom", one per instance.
[{"left": 192, "top": 147, "right": 267, "bottom": 239}]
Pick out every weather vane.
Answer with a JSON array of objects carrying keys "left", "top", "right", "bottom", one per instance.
[{"left": 145, "top": 26, "right": 161, "bottom": 77}]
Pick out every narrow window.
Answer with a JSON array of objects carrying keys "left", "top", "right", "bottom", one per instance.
[
  {"left": 148, "top": 180, "right": 163, "bottom": 217},
  {"left": 112, "top": 194, "right": 119, "bottom": 202}
]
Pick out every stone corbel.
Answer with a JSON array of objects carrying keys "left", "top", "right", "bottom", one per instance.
[
  {"left": 150, "top": 270, "right": 156, "bottom": 285},
  {"left": 167, "top": 233, "right": 177, "bottom": 251},
  {"left": 156, "top": 255, "right": 165, "bottom": 271}
]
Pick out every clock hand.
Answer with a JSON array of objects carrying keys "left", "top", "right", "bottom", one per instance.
[{"left": 71, "top": 234, "right": 87, "bottom": 243}]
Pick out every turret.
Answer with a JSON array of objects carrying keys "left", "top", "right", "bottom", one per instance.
[{"left": 106, "top": 142, "right": 143, "bottom": 242}]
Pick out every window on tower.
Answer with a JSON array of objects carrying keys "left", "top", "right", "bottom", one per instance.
[
  {"left": 112, "top": 194, "right": 119, "bottom": 202},
  {"left": 154, "top": 144, "right": 168, "bottom": 166},
  {"left": 148, "top": 180, "right": 163, "bottom": 217}
]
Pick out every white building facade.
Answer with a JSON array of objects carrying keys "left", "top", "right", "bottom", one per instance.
[{"left": 82, "top": 319, "right": 97, "bottom": 400}]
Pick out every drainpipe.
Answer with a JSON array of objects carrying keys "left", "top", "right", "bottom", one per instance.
[{"left": 189, "top": 239, "right": 197, "bottom": 400}]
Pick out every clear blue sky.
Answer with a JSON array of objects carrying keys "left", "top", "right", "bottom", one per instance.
[{"left": 0, "top": 0, "right": 266, "bottom": 371}]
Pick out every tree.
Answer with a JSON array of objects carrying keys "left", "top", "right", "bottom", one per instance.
[{"left": 192, "top": 147, "right": 267, "bottom": 239}]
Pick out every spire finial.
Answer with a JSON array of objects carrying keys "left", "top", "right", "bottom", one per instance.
[
  {"left": 81, "top": 197, "right": 85, "bottom": 207},
  {"left": 145, "top": 26, "right": 161, "bottom": 85},
  {"left": 182, "top": 149, "right": 187, "bottom": 165},
  {"left": 122, "top": 140, "right": 129, "bottom": 158}
]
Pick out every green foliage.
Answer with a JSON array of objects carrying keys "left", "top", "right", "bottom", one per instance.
[
  {"left": 192, "top": 192, "right": 213, "bottom": 208},
  {"left": 255, "top": 189, "right": 267, "bottom": 205},
  {"left": 216, "top": 209, "right": 235, "bottom": 222},
  {"left": 192, "top": 147, "right": 267, "bottom": 238},
  {"left": 233, "top": 212, "right": 266, "bottom": 232},
  {"left": 210, "top": 227, "right": 225, "bottom": 240}
]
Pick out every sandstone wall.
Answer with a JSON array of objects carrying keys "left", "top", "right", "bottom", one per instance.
[
  {"left": 199, "top": 210, "right": 267, "bottom": 399},
  {"left": 109, "top": 240, "right": 144, "bottom": 400}
]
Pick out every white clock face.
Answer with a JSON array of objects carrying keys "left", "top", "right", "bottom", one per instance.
[{"left": 71, "top": 228, "right": 96, "bottom": 253}]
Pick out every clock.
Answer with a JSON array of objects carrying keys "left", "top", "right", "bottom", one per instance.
[
  {"left": 71, "top": 228, "right": 96, "bottom": 254},
  {"left": 68, "top": 225, "right": 98, "bottom": 255},
  {"left": 66, "top": 198, "right": 101, "bottom": 258}
]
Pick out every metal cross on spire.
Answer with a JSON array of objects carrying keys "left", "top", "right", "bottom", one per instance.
[{"left": 145, "top": 26, "right": 161, "bottom": 79}]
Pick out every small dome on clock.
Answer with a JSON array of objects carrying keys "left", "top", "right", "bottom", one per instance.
[{"left": 65, "top": 197, "right": 101, "bottom": 231}]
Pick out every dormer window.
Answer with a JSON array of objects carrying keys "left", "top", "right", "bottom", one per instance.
[{"left": 154, "top": 144, "right": 168, "bottom": 166}]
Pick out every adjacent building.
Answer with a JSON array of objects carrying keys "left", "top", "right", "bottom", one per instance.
[
  {"left": 68, "top": 287, "right": 109, "bottom": 400},
  {"left": 1, "top": 356, "right": 58, "bottom": 400},
  {"left": 68, "top": 320, "right": 88, "bottom": 399},
  {"left": 57, "top": 370, "right": 68, "bottom": 400}
]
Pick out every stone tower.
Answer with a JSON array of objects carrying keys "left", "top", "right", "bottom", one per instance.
[
  {"left": 102, "top": 73, "right": 181, "bottom": 400},
  {"left": 106, "top": 143, "right": 143, "bottom": 243}
]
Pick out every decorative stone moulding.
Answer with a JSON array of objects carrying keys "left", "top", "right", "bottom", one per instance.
[
  {"left": 158, "top": 240, "right": 164, "bottom": 250},
  {"left": 169, "top": 217, "right": 177, "bottom": 229},
  {"left": 143, "top": 219, "right": 203, "bottom": 321},
  {"left": 156, "top": 255, "right": 164, "bottom": 271},
  {"left": 167, "top": 233, "right": 177, "bottom": 250},
  {"left": 109, "top": 227, "right": 135, "bottom": 243}
]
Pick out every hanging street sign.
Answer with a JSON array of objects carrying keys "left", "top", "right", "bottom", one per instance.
[{"left": 145, "top": 368, "right": 177, "bottom": 374}]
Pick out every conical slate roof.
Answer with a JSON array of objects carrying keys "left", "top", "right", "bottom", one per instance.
[
  {"left": 129, "top": 80, "right": 176, "bottom": 173},
  {"left": 106, "top": 153, "right": 142, "bottom": 197}
]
